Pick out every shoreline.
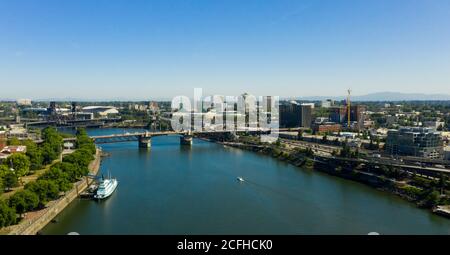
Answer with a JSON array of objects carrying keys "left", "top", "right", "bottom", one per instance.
[
  {"left": 4, "top": 148, "right": 102, "bottom": 235},
  {"left": 199, "top": 137, "right": 450, "bottom": 219}
]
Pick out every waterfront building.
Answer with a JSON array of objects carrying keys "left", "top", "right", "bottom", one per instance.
[{"left": 385, "top": 127, "right": 444, "bottom": 159}]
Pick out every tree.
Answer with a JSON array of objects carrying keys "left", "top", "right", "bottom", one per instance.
[
  {"left": 297, "top": 130, "right": 303, "bottom": 140},
  {"left": 0, "top": 177, "right": 3, "bottom": 195},
  {"left": 22, "top": 140, "right": 43, "bottom": 171},
  {"left": 41, "top": 127, "right": 63, "bottom": 164},
  {"left": 41, "top": 143, "right": 58, "bottom": 164},
  {"left": 39, "top": 166, "right": 73, "bottom": 192},
  {"left": 275, "top": 139, "right": 281, "bottom": 147},
  {"left": 0, "top": 164, "right": 8, "bottom": 177},
  {"left": 3, "top": 172, "right": 19, "bottom": 191},
  {"left": 0, "top": 199, "right": 16, "bottom": 227},
  {"left": 9, "top": 190, "right": 40, "bottom": 215},
  {"left": 340, "top": 142, "right": 351, "bottom": 158},
  {"left": 4, "top": 153, "right": 30, "bottom": 177},
  {"left": 423, "top": 190, "right": 441, "bottom": 208},
  {"left": 25, "top": 179, "right": 60, "bottom": 207},
  {"left": 322, "top": 134, "right": 328, "bottom": 143},
  {"left": 7, "top": 137, "right": 21, "bottom": 146}
]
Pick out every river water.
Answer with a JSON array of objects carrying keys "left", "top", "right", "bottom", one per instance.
[{"left": 41, "top": 128, "right": 450, "bottom": 234}]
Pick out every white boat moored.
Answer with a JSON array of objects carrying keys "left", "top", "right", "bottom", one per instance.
[{"left": 94, "top": 175, "right": 118, "bottom": 200}]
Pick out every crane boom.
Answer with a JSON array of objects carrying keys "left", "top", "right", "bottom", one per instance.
[{"left": 347, "top": 89, "right": 351, "bottom": 128}]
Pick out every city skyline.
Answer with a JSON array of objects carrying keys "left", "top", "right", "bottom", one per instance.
[{"left": 1, "top": 0, "right": 450, "bottom": 99}]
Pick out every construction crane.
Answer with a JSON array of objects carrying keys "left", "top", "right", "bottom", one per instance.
[{"left": 347, "top": 89, "right": 351, "bottom": 129}]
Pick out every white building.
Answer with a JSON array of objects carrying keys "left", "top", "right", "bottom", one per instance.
[
  {"left": 321, "top": 99, "right": 334, "bottom": 108},
  {"left": 301, "top": 103, "right": 315, "bottom": 109},
  {"left": 16, "top": 99, "right": 32, "bottom": 106},
  {"left": 82, "top": 106, "right": 119, "bottom": 117}
]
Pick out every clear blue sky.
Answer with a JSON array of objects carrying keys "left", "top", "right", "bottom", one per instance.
[{"left": 1, "top": 0, "right": 450, "bottom": 100}]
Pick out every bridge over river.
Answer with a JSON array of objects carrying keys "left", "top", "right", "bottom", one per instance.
[{"left": 63, "top": 129, "right": 272, "bottom": 148}]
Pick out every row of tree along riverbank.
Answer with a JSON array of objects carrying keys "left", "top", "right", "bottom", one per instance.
[
  {"left": 208, "top": 134, "right": 450, "bottom": 218},
  {"left": 0, "top": 128, "right": 98, "bottom": 231}
]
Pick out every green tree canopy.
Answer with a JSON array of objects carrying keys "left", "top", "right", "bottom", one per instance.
[
  {"left": 41, "top": 127, "right": 63, "bottom": 164},
  {"left": 9, "top": 190, "right": 40, "bottom": 215},
  {"left": 25, "top": 179, "right": 60, "bottom": 207},
  {"left": 0, "top": 199, "right": 16, "bottom": 227},
  {"left": 7, "top": 137, "right": 21, "bottom": 146},
  {"left": 3, "top": 172, "right": 19, "bottom": 191},
  {"left": 39, "top": 166, "right": 73, "bottom": 192},
  {"left": 22, "top": 139, "right": 43, "bottom": 171},
  {"left": 4, "top": 153, "right": 31, "bottom": 177}
]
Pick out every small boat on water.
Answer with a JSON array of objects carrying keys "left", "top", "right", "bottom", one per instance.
[
  {"left": 237, "top": 176, "right": 245, "bottom": 182},
  {"left": 94, "top": 173, "right": 118, "bottom": 200}
]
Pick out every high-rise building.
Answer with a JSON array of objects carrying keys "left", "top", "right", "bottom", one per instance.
[
  {"left": 330, "top": 106, "right": 347, "bottom": 123},
  {"left": 385, "top": 127, "right": 444, "bottom": 159},
  {"left": 330, "top": 105, "right": 366, "bottom": 126},
  {"left": 279, "top": 102, "right": 301, "bottom": 128},
  {"left": 301, "top": 104, "right": 313, "bottom": 128}
]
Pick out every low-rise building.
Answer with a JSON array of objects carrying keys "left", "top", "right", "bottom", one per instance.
[
  {"left": 1, "top": 145, "right": 27, "bottom": 154},
  {"left": 423, "top": 121, "right": 445, "bottom": 130},
  {"left": 6, "top": 126, "right": 29, "bottom": 139},
  {"left": 312, "top": 122, "right": 341, "bottom": 133}
]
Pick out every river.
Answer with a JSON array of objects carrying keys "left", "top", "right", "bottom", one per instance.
[{"left": 41, "top": 128, "right": 450, "bottom": 234}]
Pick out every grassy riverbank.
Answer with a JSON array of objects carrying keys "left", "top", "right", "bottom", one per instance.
[{"left": 0, "top": 128, "right": 100, "bottom": 234}]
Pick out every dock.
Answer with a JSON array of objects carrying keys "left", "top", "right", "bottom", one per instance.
[{"left": 433, "top": 205, "right": 450, "bottom": 218}]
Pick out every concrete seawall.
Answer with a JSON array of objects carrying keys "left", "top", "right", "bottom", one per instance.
[{"left": 7, "top": 148, "right": 102, "bottom": 235}]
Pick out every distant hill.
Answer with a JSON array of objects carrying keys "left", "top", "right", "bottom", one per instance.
[
  {"left": 293, "top": 92, "right": 450, "bottom": 102},
  {"left": 2, "top": 92, "right": 450, "bottom": 102}
]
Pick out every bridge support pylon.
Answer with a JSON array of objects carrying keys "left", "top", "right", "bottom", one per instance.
[{"left": 138, "top": 133, "right": 152, "bottom": 148}]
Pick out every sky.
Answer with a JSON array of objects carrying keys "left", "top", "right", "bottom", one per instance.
[{"left": 1, "top": 0, "right": 450, "bottom": 100}]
